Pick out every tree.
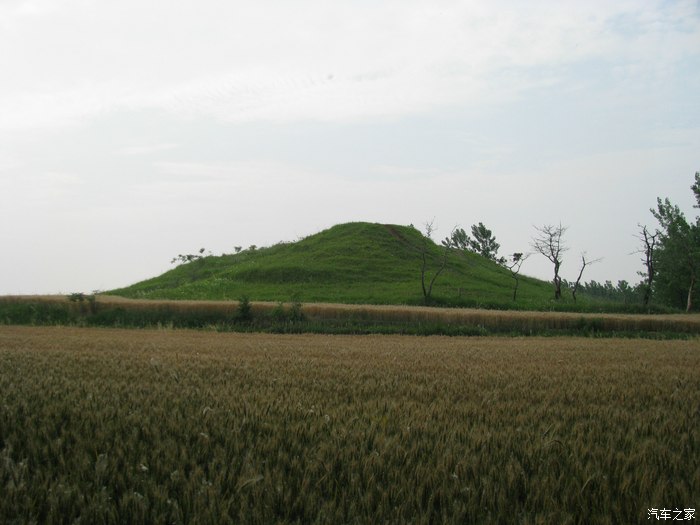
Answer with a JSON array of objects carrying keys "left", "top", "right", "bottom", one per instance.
[
  {"left": 651, "top": 197, "right": 700, "bottom": 311},
  {"left": 577, "top": 279, "right": 644, "bottom": 303},
  {"left": 635, "top": 224, "right": 658, "bottom": 308},
  {"left": 171, "top": 247, "right": 206, "bottom": 265},
  {"left": 171, "top": 248, "right": 206, "bottom": 281},
  {"left": 504, "top": 252, "right": 529, "bottom": 301},
  {"left": 613, "top": 280, "right": 642, "bottom": 304},
  {"left": 451, "top": 222, "right": 501, "bottom": 261},
  {"left": 571, "top": 253, "right": 601, "bottom": 302},
  {"left": 468, "top": 222, "right": 501, "bottom": 260},
  {"left": 450, "top": 228, "right": 470, "bottom": 251},
  {"left": 531, "top": 223, "right": 568, "bottom": 300},
  {"left": 420, "top": 220, "right": 452, "bottom": 305}
]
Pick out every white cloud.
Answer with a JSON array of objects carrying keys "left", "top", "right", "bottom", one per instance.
[
  {"left": 0, "top": 0, "right": 698, "bottom": 294},
  {"left": 119, "top": 143, "right": 179, "bottom": 156},
  {"left": 1, "top": 0, "right": 697, "bottom": 130},
  {"left": 0, "top": 152, "right": 22, "bottom": 172}
]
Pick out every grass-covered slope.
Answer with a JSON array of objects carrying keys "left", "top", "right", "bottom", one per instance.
[{"left": 110, "top": 222, "right": 556, "bottom": 308}]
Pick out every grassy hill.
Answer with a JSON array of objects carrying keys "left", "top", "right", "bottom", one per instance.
[{"left": 110, "top": 222, "right": 570, "bottom": 310}]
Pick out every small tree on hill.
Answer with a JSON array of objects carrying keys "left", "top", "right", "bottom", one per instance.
[
  {"left": 469, "top": 222, "right": 501, "bottom": 261},
  {"left": 420, "top": 220, "right": 453, "bottom": 305},
  {"left": 504, "top": 252, "right": 529, "bottom": 301},
  {"left": 171, "top": 248, "right": 206, "bottom": 281},
  {"left": 451, "top": 222, "right": 501, "bottom": 261},
  {"left": 450, "top": 228, "right": 470, "bottom": 251},
  {"left": 171, "top": 247, "right": 206, "bottom": 265}
]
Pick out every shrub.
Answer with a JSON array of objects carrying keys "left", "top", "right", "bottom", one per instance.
[
  {"left": 237, "top": 296, "right": 253, "bottom": 322},
  {"left": 289, "top": 300, "right": 304, "bottom": 322}
]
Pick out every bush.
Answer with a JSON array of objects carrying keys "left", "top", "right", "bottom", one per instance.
[
  {"left": 289, "top": 299, "right": 304, "bottom": 322},
  {"left": 270, "top": 302, "right": 287, "bottom": 321},
  {"left": 237, "top": 296, "right": 253, "bottom": 322}
]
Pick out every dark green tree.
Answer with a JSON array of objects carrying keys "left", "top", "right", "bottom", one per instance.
[
  {"left": 451, "top": 222, "right": 501, "bottom": 261},
  {"left": 651, "top": 196, "right": 700, "bottom": 311},
  {"left": 691, "top": 171, "right": 700, "bottom": 207},
  {"left": 450, "top": 228, "right": 470, "bottom": 251}
]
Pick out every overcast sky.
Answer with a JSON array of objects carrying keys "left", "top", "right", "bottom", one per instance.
[{"left": 1, "top": 0, "right": 699, "bottom": 295}]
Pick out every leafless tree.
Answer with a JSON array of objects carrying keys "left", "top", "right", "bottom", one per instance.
[
  {"left": 420, "top": 220, "right": 452, "bottom": 305},
  {"left": 531, "top": 223, "right": 568, "bottom": 300},
  {"left": 571, "top": 252, "right": 602, "bottom": 302},
  {"left": 504, "top": 252, "right": 530, "bottom": 301},
  {"left": 634, "top": 224, "right": 658, "bottom": 308}
]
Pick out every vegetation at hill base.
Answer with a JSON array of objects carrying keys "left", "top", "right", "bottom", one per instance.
[
  {"left": 108, "top": 222, "right": 676, "bottom": 315},
  {"left": 2, "top": 295, "right": 698, "bottom": 339}
]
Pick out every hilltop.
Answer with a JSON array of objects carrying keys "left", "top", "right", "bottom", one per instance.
[{"left": 110, "top": 222, "right": 557, "bottom": 309}]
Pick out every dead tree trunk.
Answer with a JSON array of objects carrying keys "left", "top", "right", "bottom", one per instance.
[
  {"left": 637, "top": 225, "right": 658, "bottom": 308},
  {"left": 531, "top": 224, "right": 568, "bottom": 301},
  {"left": 572, "top": 253, "right": 601, "bottom": 302},
  {"left": 506, "top": 252, "right": 528, "bottom": 301},
  {"left": 420, "top": 221, "right": 452, "bottom": 305}
]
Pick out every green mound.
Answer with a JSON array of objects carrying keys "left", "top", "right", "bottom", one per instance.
[{"left": 110, "top": 222, "right": 556, "bottom": 308}]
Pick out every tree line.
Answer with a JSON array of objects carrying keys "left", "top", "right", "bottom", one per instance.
[{"left": 421, "top": 172, "right": 700, "bottom": 311}]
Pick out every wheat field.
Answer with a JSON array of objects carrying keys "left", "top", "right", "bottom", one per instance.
[{"left": 0, "top": 326, "right": 698, "bottom": 524}]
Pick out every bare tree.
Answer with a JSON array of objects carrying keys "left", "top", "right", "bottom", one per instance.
[
  {"left": 420, "top": 220, "right": 452, "bottom": 305},
  {"left": 531, "top": 223, "right": 568, "bottom": 300},
  {"left": 635, "top": 224, "right": 658, "bottom": 307},
  {"left": 571, "top": 252, "right": 602, "bottom": 302},
  {"left": 504, "top": 252, "right": 530, "bottom": 301}
]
